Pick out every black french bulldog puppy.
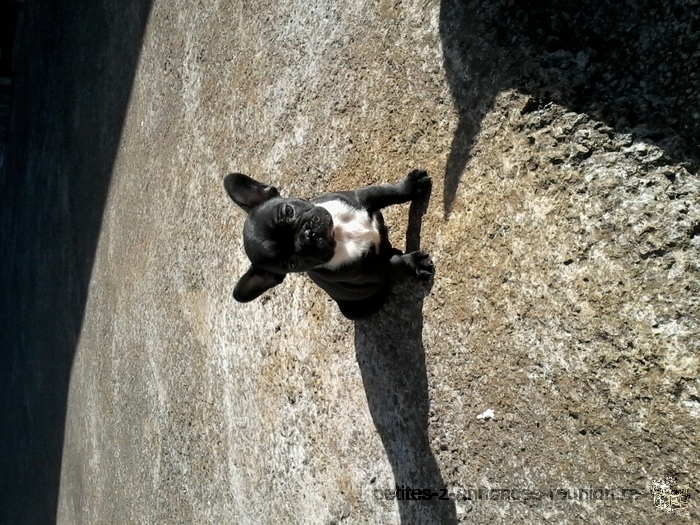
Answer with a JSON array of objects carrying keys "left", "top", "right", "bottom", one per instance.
[{"left": 223, "top": 169, "right": 434, "bottom": 319}]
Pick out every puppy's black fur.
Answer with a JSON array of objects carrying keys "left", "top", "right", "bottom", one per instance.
[{"left": 224, "top": 170, "right": 434, "bottom": 319}]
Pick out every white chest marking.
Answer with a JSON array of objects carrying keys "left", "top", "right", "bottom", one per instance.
[{"left": 317, "top": 200, "right": 381, "bottom": 270}]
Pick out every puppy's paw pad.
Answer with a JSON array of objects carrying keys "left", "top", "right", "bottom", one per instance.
[
  {"left": 404, "top": 169, "right": 432, "bottom": 197},
  {"left": 408, "top": 251, "right": 434, "bottom": 280}
]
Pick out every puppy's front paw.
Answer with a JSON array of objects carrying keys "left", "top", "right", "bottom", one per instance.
[
  {"left": 403, "top": 169, "right": 432, "bottom": 199},
  {"left": 406, "top": 250, "right": 434, "bottom": 280}
]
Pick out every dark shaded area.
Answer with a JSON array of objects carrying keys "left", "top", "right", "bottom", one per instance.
[
  {"left": 0, "top": 1, "right": 21, "bottom": 142},
  {"left": 0, "top": 1, "right": 153, "bottom": 523},
  {"left": 0, "top": 1, "right": 20, "bottom": 78},
  {"left": 440, "top": 0, "right": 700, "bottom": 216},
  {"left": 354, "top": 194, "right": 457, "bottom": 524}
]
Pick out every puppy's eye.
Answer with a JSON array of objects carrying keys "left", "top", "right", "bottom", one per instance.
[
  {"left": 288, "top": 257, "right": 299, "bottom": 270},
  {"left": 284, "top": 204, "right": 294, "bottom": 218}
]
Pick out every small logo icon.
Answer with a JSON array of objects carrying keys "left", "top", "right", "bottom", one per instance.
[{"left": 650, "top": 477, "right": 689, "bottom": 514}]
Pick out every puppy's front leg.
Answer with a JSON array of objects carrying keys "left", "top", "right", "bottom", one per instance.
[
  {"left": 356, "top": 169, "right": 431, "bottom": 213},
  {"left": 390, "top": 251, "right": 434, "bottom": 280}
]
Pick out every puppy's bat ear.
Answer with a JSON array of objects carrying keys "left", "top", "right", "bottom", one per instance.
[
  {"left": 224, "top": 173, "right": 280, "bottom": 213},
  {"left": 233, "top": 266, "right": 285, "bottom": 302}
]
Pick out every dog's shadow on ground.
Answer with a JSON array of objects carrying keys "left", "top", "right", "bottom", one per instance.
[
  {"left": 440, "top": 0, "right": 700, "bottom": 217},
  {"left": 353, "top": 195, "right": 457, "bottom": 524}
]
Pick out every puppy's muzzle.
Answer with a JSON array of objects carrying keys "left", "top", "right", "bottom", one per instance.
[{"left": 297, "top": 209, "right": 335, "bottom": 256}]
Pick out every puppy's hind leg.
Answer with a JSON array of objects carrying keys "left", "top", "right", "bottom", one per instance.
[
  {"left": 389, "top": 251, "right": 435, "bottom": 281},
  {"left": 335, "top": 287, "right": 391, "bottom": 320}
]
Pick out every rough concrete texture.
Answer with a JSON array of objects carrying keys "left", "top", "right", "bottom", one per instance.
[{"left": 2, "top": 0, "right": 698, "bottom": 524}]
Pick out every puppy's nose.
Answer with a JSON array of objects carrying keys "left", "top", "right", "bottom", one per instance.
[{"left": 300, "top": 228, "right": 316, "bottom": 246}]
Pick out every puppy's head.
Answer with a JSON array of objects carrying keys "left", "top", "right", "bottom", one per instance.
[{"left": 224, "top": 173, "right": 336, "bottom": 302}]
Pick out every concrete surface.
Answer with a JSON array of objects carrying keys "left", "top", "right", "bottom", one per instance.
[{"left": 2, "top": 0, "right": 698, "bottom": 524}]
